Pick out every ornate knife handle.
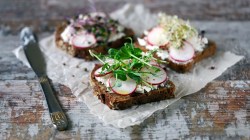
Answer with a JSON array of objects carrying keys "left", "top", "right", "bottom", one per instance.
[
  {"left": 50, "top": 112, "right": 68, "bottom": 131},
  {"left": 39, "top": 76, "right": 68, "bottom": 131}
]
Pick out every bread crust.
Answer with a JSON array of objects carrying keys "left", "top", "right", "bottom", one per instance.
[
  {"left": 134, "top": 40, "right": 216, "bottom": 73},
  {"left": 90, "top": 64, "right": 175, "bottom": 110},
  {"left": 55, "top": 22, "right": 134, "bottom": 61}
]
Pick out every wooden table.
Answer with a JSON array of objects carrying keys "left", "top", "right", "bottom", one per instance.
[{"left": 0, "top": 0, "right": 249, "bottom": 139}]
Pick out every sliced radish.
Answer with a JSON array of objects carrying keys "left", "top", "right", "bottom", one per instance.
[
  {"left": 147, "top": 27, "right": 169, "bottom": 46},
  {"left": 140, "top": 65, "right": 168, "bottom": 85},
  {"left": 169, "top": 41, "right": 195, "bottom": 62},
  {"left": 108, "top": 76, "right": 137, "bottom": 95},
  {"left": 94, "top": 66, "right": 112, "bottom": 77},
  {"left": 72, "top": 32, "right": 96, "bottom": 49},
  {"left": 60, "top": 26, "right": 75, "bottom": 42}
]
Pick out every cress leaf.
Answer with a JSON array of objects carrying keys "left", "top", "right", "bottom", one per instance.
[
  {"left": 127, "top": 72, "right": 141, "bottom": 83},
  {"left": 114, "top": 70, "right": 127, "bottom": 81},
  {"left": 108, "top": 48, "right": 119, "bottom": 59},
  {"left": 131, "top": 62, "right": 143, "bottom": 70},
  {"left": 90, "top": 37, "right": 167, "bottom": 85},
  {"left": 133, "top": 48, "right": 143, "bottom": 57}
]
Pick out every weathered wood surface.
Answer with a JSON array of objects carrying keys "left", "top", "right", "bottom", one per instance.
[
  {"left": 0, "top": 0, "right": 250, "bottom": 139},
  {"left": 0, "top": 80, "right": 249, "bottom": 139},
  {"left": 0, "top": 21, "right": 249, "bottom": 140},
  {"left": 3, "top": 0, "right": 249, "bottom": 21},
  {"left": 1, "top": 0, "right": 250, "bottom": 34}
]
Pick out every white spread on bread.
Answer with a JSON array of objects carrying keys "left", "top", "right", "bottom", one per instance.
[
  {"left": 156, "top": 50, "right": 169, "bottom": 60},
  {"left": 187, "top": 36, "right": 208, "bottom": 52},
  {"left": 136, "top": 83, "right": 165, "bottom": 93},
  {"left": 60, "top": 12, "right": 126, "bottom": 46},
  {"left": 95, "top": 74, "right": 111, "bottom": 89},
  {"left": 94, "top": 62, "right": 169, "bottom": 94},
  {"left": 95, "top": 74, "right": 167, "bottom": 93},
  {"left": 137, "top": 13, "right": 208, "bottom": 64}
]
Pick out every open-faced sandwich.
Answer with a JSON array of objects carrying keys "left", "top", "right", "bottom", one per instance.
[
  {"left": 55, "top": 12, "right": 134, "bottom": 60},
  {"left": 134, "top": 13, "right": 216, "bottom": 73},
  {"left": 89, "top": 39, "right": 175, "bottom": 110}
]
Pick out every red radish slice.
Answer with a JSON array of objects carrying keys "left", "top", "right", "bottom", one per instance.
[
  {"left": 108, "top": 76, "right": 137, "bottom": 95},
  {"left": 147, "top": 27, "right": 169, "bottom": 46},
  {"left": 169, "top": 41, "right": 195, "bottom": 62},
  {"left": 72, "top": 32, "right": 96, "bottom": 49},
  {"left": 140, "top": 65, "right": 168, "bottom": 85},
  {"left": 94, "top": 67, "right": 112, "bottom": 77}
]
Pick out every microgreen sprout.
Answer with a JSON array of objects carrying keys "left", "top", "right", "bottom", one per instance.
[
  {"left": 89, "top": 38, "right": 166, "bottom": 87},
  {"left": 158, "top": 13, "right": 197, "bottom": 48}
]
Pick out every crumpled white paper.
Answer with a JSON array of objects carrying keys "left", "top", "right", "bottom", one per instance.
[{"left": 13, "top": 4, "right": 243, "bottom": 128}]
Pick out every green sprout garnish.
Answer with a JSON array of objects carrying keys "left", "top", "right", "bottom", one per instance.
[
  {"left": 158, "top": 13, "right": 198, "bottom": 48},
  {"left": 89, "top": 38, "right": 167, "bottom": 87}
]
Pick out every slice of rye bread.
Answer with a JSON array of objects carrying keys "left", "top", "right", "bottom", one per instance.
[
  {"left": 134, "top": 40, "right": 216, "bottom": 73},
  {"left": 89, "top": 64, "right": 176, "bottom": 110},
  {"left": 55, "top": 22, "right": 135, "bottom": 61}
]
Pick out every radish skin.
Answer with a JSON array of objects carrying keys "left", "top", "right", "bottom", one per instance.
[
  {"left": 147, "top": 27, "right": 169, "bottom": 46},
  {"left": 72, "top": 32, "right": 96, "bottom": 49},
  {"left": 94, "top": 67, "right": 112, "bottom": 77},
  {"left": 169, "top": 41, "right": 195, "bottom": 62},
  {"left": 140, "top": 65, "right": 168, "bottom": 85},
  {"left": 108, "top": 76, "right": 137, "bottom": 95}
]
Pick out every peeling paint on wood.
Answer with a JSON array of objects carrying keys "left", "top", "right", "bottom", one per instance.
[
  {"left": 0, "top": 3, "right": 250, "bottom": 139},
  {"left": 0, "top": 77, "right": 249, "bottom": 139}
]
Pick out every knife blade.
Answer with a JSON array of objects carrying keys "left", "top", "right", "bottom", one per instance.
[{"left": 20, "top": 27, "right": 68, "bottom": 131}]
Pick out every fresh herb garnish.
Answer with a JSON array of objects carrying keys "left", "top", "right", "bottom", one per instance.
[
  {"left": 158, "top": 13, "right": 197, "bottom": 48},
  {"left": 89, "top": 38, "right": 167, "bottom": 86}
]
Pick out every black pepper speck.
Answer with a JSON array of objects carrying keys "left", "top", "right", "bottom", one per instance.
[{"left": 210, "top": 66, "right": 215, "bottom": 70}]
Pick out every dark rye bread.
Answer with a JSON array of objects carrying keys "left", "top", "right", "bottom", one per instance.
[
  {"left": 55, "top": 22, "right": 134, "bottom": 61},
  {"left": 134, "top": 40, "right": 216, "bottom": 73},
  {"left": 89, "top": 64, "right": 175, "bottom": 110}
]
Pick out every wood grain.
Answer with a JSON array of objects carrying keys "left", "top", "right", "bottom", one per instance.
[
  {"left": 0, "top": 1, "right": 250, "bottom": 139},
  {"left": 0, "top": 80, "right": 249, "bottom": 139},
  {"left": 1, "top": 0, "right": 250, "bottom": 33},
  {"left": 0, "top": 21, "right": 249, "bottom": 139}
]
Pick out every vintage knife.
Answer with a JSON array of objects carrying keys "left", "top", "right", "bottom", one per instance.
[{"left": 20, "top": 27, "right": 68, "bottom": 131}]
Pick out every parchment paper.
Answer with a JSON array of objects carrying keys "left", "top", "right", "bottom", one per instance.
[{"left": 13, "top": 4, "right": 243, "bottom": 128}]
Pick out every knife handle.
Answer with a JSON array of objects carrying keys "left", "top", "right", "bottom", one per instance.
[{"left": 38, "top": 75, "right": 68, "bottom": 131}]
